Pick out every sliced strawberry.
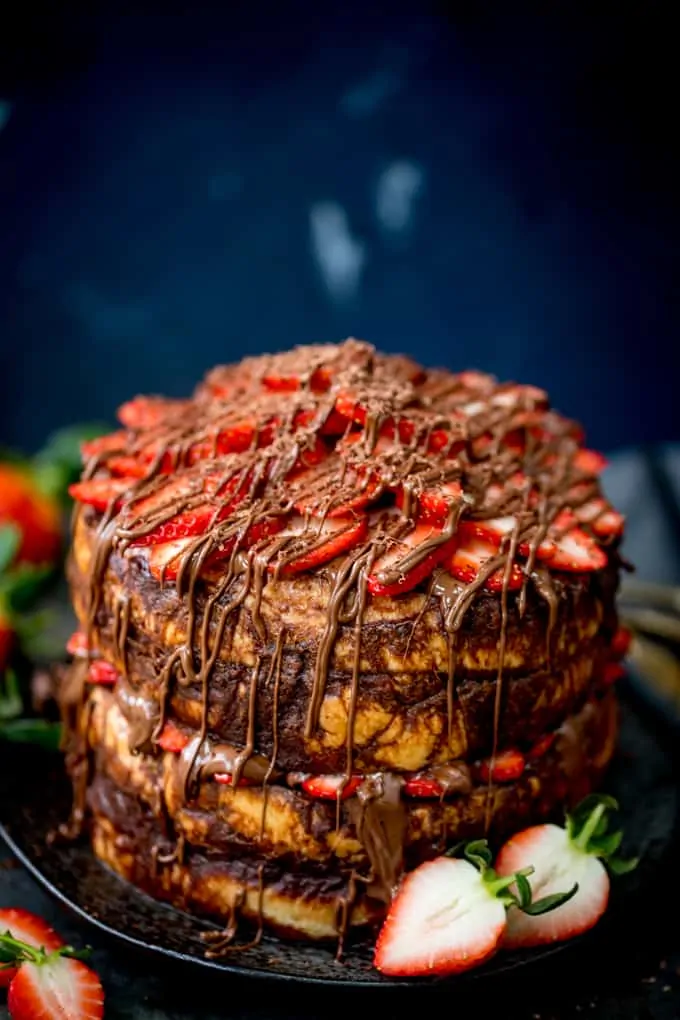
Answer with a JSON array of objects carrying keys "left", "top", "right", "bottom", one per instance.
[
  {"left": 0, "top": 909, "right": 63, "bottom": 989},
  {"left": 402, "top": 776, "right": 445, "bottom": 798},
  {"left": 496, "top": 794, "right": 636, "bottom": 949},
  {"left": 262, "top": 364, "right": 333, "bottom": 394},
  {"left": 479, "top": 749, "right": 526, "bottom": 783},
  {"left": 206, "top": 515, "right": 287, "bottom": 566},
  {"left": 145, "top": 538, "right": 194, "bottom": 583},
  {"left": 118, "top": 395, "right": 187, "bottom": 429},
  {"left": 7, "top": 948, "right": 104, "bottom": 1020},
  {"left": 458, "top": 517, "right": 555, "bottom": 561},
  {"left": 68, "top": 477, "right": 134, "bottom": 511},
  {"left": 367, "top": 525, "right": 458, "bottom": 599},
  {"left": 213, "top": 773, "right": 256, "bottom": 787},
  {"left": 128, "top": 470, "right": 247, "bottom": 546},
  {"left": 87, "top": 660, "right": 119, "bottom": 686},
  {"left": 602, "top": 662, "right": 625, "bottom": 687},
  {"left": 450, "top": 536, "right": 524, "bottom": 592},
  {"left": 527, "top": 733, "right": 555, "bottom": 760},
  {"left": 106, "top": 455, "right": 150, "bottom": 479},
  {"left": 301, "top": 775, "right": 363, "bottom": 800},
  {"left": 611, "top": 626, "right": 632, "bottom": 660},
  {"left": 66, "top": 631, "right": 90, "bottom": 658},
  {"left": 271, "top": 516, "right": 368, "bottom": 576},
  {"left": 574, "top": 498, "right": 624, "bottom": 538},
  {"left": 80, "top": 431, "right": 128, "bottom": 460},
  {"left": 548, "top": 527, "right": 607, "bottom": 572},
  {"left": 573, "top": 449, "right": 608, "bottom": 475},
  {"left": 417, "top": 481, "right": 464, "bottom": 523},
  {"left": 372, "top": 843, "right": 554, "bottom": 977},
  {"left": 156, "top": 721, "right": 190, "bottom": 753}
]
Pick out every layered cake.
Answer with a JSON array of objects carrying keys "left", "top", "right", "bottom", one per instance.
[{"left": 58, "top": 338, "right": 625, "bottom": 950}]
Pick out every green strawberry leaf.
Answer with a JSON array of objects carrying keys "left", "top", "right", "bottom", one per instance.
[
  {"left": 0, "top": 525, "right": 21, "bottom": 574},
  {"left": 0, "top": 718, "right": 62, "bottom": 750},
  {"left": 520, "top": 884, "right": 579, "bottom": 916},
  {"left": 0, "top": 564, "right": 54, "bottom": 612}
]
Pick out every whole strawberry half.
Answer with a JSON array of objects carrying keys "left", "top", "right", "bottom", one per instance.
[
  {"left": 0, "top": 908, "right": 63, "bottom": 988},
  {"left": 496, "top": 793, "right": 638, "bottom": 949},
  {"left": 0, "top": 927, "right": 104, "bottom": 1020},
  {"left": 374, "top": 840, "right": 576, "bottom": 978}
]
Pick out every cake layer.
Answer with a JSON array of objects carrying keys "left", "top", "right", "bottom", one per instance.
[{"left": 84, "top": 686, "right": 617, "bottom": 875}]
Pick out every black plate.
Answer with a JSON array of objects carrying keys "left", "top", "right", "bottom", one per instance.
[{"left": 0, "top": 683, "right": 677, "bottom": 988}]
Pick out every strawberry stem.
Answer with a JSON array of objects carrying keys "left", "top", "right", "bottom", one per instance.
[{"left": 574, "top": 802, "right": 607, "bottom": 852}]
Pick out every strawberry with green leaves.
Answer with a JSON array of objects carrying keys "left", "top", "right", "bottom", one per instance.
[
  {"left": 374, "top": 839, "right": 576, "bottom": 977},
  {"left": 496, "top": 794, "right": 637, "bottom": 948},
  {"left": 0, "top": 925, "right": 104, "bottom": 1019}
]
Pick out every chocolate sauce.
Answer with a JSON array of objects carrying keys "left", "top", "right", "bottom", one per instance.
[{"left": 348, "top": 774, "right": 406, "bottom": 903}]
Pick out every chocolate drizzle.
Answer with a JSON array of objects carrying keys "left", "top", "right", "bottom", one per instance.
[{"left": 64, "top": 338, "right": 621, "bottom": 944}]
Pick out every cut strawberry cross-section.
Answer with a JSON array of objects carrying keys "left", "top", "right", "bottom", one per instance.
[
  {"left": 458, "top": 516, "right": 555, "bottom": 561},
  {"left": 416, "top": 481, "right": 464, "bottom": 523},
  {"left": 479, "top": 749, "right": 526, "bottom": 783},
  {"left": 118, "top": 395, "right": 189, "bottom": 429},
  {"left": 572, "top": 449, "right": 608, "bottom": 475},
  {"left": 126, "top": 472, "right": 250, "bottom": 547},
  {"left": 81, "top": 430, "right": 128, "bottom": 460},
  {"left": 68, "top": 477, "right": 136, "bottom": 511},
  {"left": 301, "top": 775, "right": 363, "bottom": 799},
  {"left": 367, "top": 524, "right": 458, "bottom": 598},
  {"left": 270, "top": 515, "right": 368, "bottom": 576},
  {"left": 450, "top": 536, "right": 524, "bottom": 592},
  {"left": 548, "top": 526, "right": 608, "bottom": 572},
  {"left": 288, "top": 457, "right": 383, "bottom": 519},
  {"left": 87, "top": 660, "right": 119, "bottom": 686},
  {"left": 156, "top": 721, "right": 190, "bottom": 753},
  {"left": 573, "top": 498, "right": 625, "bottom": 539},
  {"left": 402, "top": 775, "right": 445, "bottom": 798},
  {"left": 144, "top": 537, "right": 195, "bottom": 583}
]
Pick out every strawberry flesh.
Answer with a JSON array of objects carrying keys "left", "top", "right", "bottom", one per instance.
[
  {"left": 301, "top": 775, "right": 363, "bottom": 799},
  {"left": 0, "top": 910, "right": 63, "bottom": 989},
  {"left": 271, "top": 516, "right": 368, "bottom": 576},
  {"left": 374, "top": 857, "right": 506, "bottom": 977},
  {"left": 156, "top": 721, "right": 189, "bottom": 753},
  {"left": 402, "top": 776, "right": 445, "bottom": 798},
  {"left": 68, "top": 478, "right": 134, "bottom": 511},
  {"left": 450, "top": 537, "right": 524, "bottom": 592},
  {"left": 367, "top": 526, "right": 458, "bottom": 598},
  {"left": 548, "top": 527, "right": 607, "bottom": 572},
  {"left": 7, "top": 954, "right": 104, "bottom": 1020},
  {"left": 496, "top": 823, "right": 610, "bottom": 948},
  {"left": 87, "top": 660, "right": 119, "bottom": 686},
  {"left": 479, "top": 749, "right": 526, "bottom": 783}
]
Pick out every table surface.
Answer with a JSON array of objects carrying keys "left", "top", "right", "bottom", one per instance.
[{"left": 1, "top": 445, "right": 679, "bottom": 1019}]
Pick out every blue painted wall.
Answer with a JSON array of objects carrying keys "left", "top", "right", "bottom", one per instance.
[{"left": 1, "top": 7, "right": 678, "bottom": 453}]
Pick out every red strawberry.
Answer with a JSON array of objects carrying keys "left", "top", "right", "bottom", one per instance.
[
  {"left": 68, "top": 477, "right": 134, "bottom": 511},
  {"left": 289, "top": 458, "right": 382, "bottom": 519},
  {"left": 574, "top": 498, "right": 624, "bottom": 538},
  {"left": 80, "top": 431, "right": 128, "bottom": 460},
  {"left": 106, "top": 455, "right": 150, "bottom": 479},
  {"left": 573, "top": 449, "right": 608, "bottom": 475},
  {"left": 527, "top": 733, "right": 555, "bottom": 760},
  {"left": 156, "top": 721, "right": 189, "bottom": 753},
  {"left": 602, "top": 662, "right": 625, "bottom": 687},
  {"left": 496, "top": 794, "right": 637, "bottom": 949},
  {"left": 66, "top": 631, "right": 89, "bottom": 658},
  {"left": 6, "top": 948, "right": 104, "bottom": 1020},
  {"left": 0, "top": 464, "right": 62, "bottom": 566},
  {"left": 262, "top": 364, "right": 333, "bottom": 393},
  {"left": 479, "top": 749, "right": 526, "bottom": 783},
  {"left": 271, "top": 516, "right": 368, "bottom": 576},
  {"left": 0, "top": 909, "right": 63, "bottom": 988},
  {"left": 301, "top": 775, "right": 363, "bottom": 800},
  {"left": 458, "top": 517, "right": 555, "bottom": 561},
  {"left": 417, "top": 481, "right": 464, "bottom": 523},
  {"left": 402, "top": 775, "right": 445, "bottom": 798},
  {"left": 611, "top": 626, "right": 632, "bottom": 660},
  {"left": 117, "top": 395, "right": 187, "bottom": 429},
  {"left": 145, "top": 537, "right": 193, "bottom": 583},
  {"left": 87, "top": 660, "right": 119, "bottom": 686},
  {"left": 374, "top": 840, "right": 573, "bottom": 977},
  {"left": 450, "top": 537, "right": 524, "bottom": 592},
  {"left": 213, "top": 773, "right": 255, "bottom": 787},
  {"left": 367, "top": 526, "right": 458, "bottom": 598},
  {"left": 548, "top": 527, "right": 607, "bottom": 572}
]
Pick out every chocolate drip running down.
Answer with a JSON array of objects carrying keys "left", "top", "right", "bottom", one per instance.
[{"left": 66, "top": 338, "right": 623, "bottom": 941}]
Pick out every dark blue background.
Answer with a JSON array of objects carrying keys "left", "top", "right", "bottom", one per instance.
[{"left": 1, "top": 5, "right": 678, "bottom": 454}]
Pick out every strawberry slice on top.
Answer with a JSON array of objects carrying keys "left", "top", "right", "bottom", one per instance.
[
  {"left": 269, "top": 515, "right": 368, "bottom": 576},
  {"left": 367, "top": 523, "right": 458, "bottom": 598},
  {"left": 68, "top": 477, "right": 137, "bottom": 512},
  {"left": 547, "top": 522, "right": 608, "bottom": 572},
  {"left": 450, "top": 536, "right": 524, "bottom": 592},
  {"left": 496, "top": 794, "right": 637, "bottom": 949}
]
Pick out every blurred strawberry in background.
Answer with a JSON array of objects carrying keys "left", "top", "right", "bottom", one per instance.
[{"left": 0, "top": 423, "right": 106, "bottom": 738}]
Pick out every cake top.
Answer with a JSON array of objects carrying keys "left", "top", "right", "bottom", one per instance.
[{"left": 70, "top": 338, "right": 624, "bottom": 733}]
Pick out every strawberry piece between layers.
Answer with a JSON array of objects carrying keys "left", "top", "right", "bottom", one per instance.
[
  {"left": 479, "top": 749, "right": 526, "bottom": 783},
  {"left": 301, "top": 775, "right": 363, "bottom": 800},
  {"left": 87, "top": 660, "right": 119, "bottom": 686},
  {"left": 367, "top": 524, "right": 458, "bottom": 598},
  {"left": 0, "top": 909, "right": 63, "bottom": 989},
  {"left": 402, "top": 776, "right": 445, "bottom": 798},
  {"left": 156, "top": 721, "right": 190, "bottom": 753},
  {"left": 496, "top": 794, "right": 637, "bottom": 949}
]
